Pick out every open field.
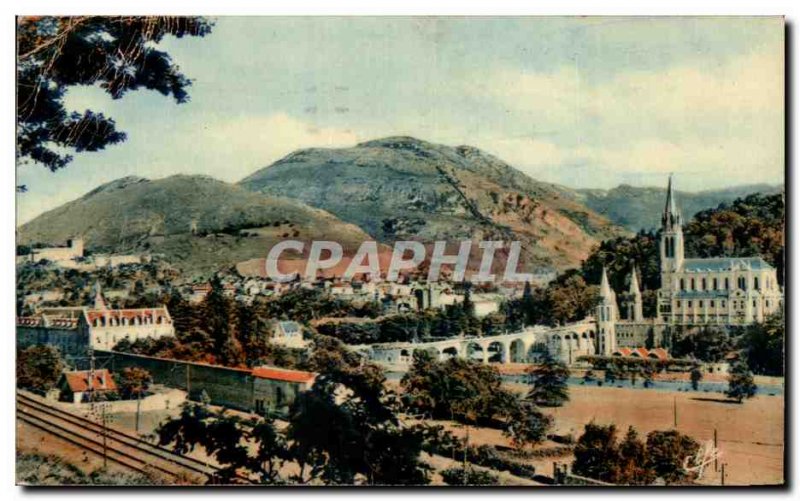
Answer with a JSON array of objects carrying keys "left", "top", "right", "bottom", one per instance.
[{"left": 541, "top": 384, "right": 784, "bottom": 486}]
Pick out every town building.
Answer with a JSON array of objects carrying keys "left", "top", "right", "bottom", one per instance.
[
  {"left": 16, "top": 238, "right": 84, "bottom": 265},
  {"left": 17, "top": 285, "right": 175, "bottom": 358},
  {"left": 596, "top": 176, "right": 783, "bottom": 355},
  {"left": 101, "top": 350, "right": 315, "bottom": 416},
  {"left": 271, "top": 321, "right": 309, "bottom": 348},
  {"left": 57, "top": 369, "right": 117, "bottom": 403}
]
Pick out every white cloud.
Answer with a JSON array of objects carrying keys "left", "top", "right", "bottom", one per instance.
[{"left": 467, "top": 43, "right": 783, "bottom": 189}]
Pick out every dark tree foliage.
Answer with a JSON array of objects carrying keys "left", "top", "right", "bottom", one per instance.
[
  {"left": 503, "top": 401, "right": 553, "bottom": 449},
  {"left": 572, "top": 423, "right": 699, "bottom": 485},
  {"left": 159, "top": 335, "right": 429, "bottom": 485},
  {"left": 157, "top": 403, "right": 289, "bottom": 484},
  {"left": 526, "top": 353, "right": 570, "bottom": 407},
  {"left": 288, "top": 336, "right": 430, "bottom": 485},
  {"left": 572, "top": 423, "right": 622, "bottom": 483},
  {"left": 644, "top": 430, "right": 700, "bottom": 484},
  {"left": 113, "top": 290, "right": 308, "bottom": 370},
  {"left": 17, "top": 344, "right": 64, "bottom": 392},
  {"left": 582, "top": 230, "right": 661, "bottom": 291},
  {"left": 684, "top": 193, "right": 785, "bottom": 284},
  {"left": 726, "top": 360, "right": 758, "bottom": 403},
  {"left": 737, "top": 313, "right": 784, "bottom": 376},
  {"left": 440, "top": 467, "right": 499, "bottom": 486},
  {"left": 263, "top": 287, "right": 380, "bottom": 323},
  {"left": 116, "top": 366, "right": 152, "bottom": 400},
  {"left": 17, "top": 16, "right": 212, "bottom": 177},
  {"left": 513, "top": 271, "right": 599, "bottom": 327},
  {"left": 400, "top": 350, "right": 521, "bottom": 427},
  {"left": 617, "top": 427, "right": 655, "bottom": 485},
  {"left": 671, "top": 327, "right": 734, "bottom": 363},
  {"left": 690, "top": 366, "right": 703, "bottom": 391}
]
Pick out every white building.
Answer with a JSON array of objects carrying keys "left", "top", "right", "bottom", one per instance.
[
  {"left": 17, "top": 285, "right": 175, "bottom": 356},
  {"left": 271, "top": 321, "right": 308, "bottom": 349},
  {"left": 656, "top": 176, "right": 782, "bottom": 325}
]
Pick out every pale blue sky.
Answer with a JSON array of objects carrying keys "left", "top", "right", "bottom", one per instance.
[{"left": 17, "top": 16, "right": 784, "bottom": 224}]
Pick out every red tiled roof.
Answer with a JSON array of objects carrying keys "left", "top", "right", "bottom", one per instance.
[
  {"left": 63, "top": 369, "right": 117, "bottom": 392},
  {"left": 252, "top": 366, "right": 316, "bottom": 384},
  {"left": 613, "top": 348, "right": 633, "bottom": 357},
  {"left": 648, "top": 348, "right": 669, "bottom": 361},
  {"left": 633, "top": 347, "right": 650, "bottom": 358}
]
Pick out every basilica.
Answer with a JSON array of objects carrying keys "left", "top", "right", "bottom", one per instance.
[{"left": 595, "top": 176, "right": 783, "bottom": 356}]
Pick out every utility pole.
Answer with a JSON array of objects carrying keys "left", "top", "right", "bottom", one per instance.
[
  {"left": 673, "top": 396, "right": 677, "bottom": 428},
  {"left": 714, "top": 428, "right": 718, "bottom": 472},
  {"left": 135, "top": 388, "right": 141, "bottom": 435},
  {"left": 101, "top": 403, "right": 108, "bottom": 469},
  {"left": 462, "top": 425, "right": 470, "bottom": 485}
]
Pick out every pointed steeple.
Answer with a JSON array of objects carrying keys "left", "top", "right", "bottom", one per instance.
[
  {"left": 628, "top": 265, "right": 641, "bottom": 295},
  {"left": 662, "top": 174, "right": 681, "bottom": 228},
  {"left": 93, "top": 282, "right": 107, "bottom": 310},
  {"left": 664, "top": 174, "right": 676, "bottom": 214},
  {"left": 599, "top": 266, "right": 613, "bottom": 299}
]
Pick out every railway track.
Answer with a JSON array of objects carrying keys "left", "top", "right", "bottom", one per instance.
[{"left": 16, "top": 392, "right": 249, "bottom": 484}]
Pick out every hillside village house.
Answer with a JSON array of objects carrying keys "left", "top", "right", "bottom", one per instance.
[
  {"left": 17, "top": 285, "right": 175, "bottom": 357},
  {"left": 271, "top": 321, "right": 308, "bottom": 348}
]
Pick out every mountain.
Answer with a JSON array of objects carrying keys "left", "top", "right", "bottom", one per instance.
[
  {"left": 17, "top": 175, "right": 372, "bottom": 277},
  {"left": 577, "top": 183, "right": 784, "bottom": 233},
  {"left": 239, "top": 136, "right": 626, "bottom": 271}
]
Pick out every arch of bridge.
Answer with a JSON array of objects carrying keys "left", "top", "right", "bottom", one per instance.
[{"left": 385, "top": 319, "right": 596, "bottom": 362}]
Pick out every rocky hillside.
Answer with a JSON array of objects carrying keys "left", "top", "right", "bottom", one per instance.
[
  {"left": 17, "top": 175, "right": 372, "bottom": 277},
  {"left": 578, "top": 183, "right": 784, "bottom": 233},
  {"left": 239, "top": 137, "right": 626, "bottom": 271}
]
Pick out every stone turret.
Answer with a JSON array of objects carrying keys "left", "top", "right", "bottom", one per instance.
[
  {"left": 596, "top": 267, "right": 618, "bottom": 355},
  {"left": 627, "top": 265, "right": 644, "bottom": 322}
]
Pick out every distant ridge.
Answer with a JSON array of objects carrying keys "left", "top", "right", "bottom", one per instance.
[{"left": 577, "top": 183, "right": 784, "bottom": 232}]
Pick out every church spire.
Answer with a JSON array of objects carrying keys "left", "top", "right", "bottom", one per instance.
[
  {"left": 627, "top": 264, "right": 643, "bottom": 321},
  {"left": 628, "top": 264, "right": 641, "bottom": 295},
  {"left": 93, "top": 282, "right": 107, "bottom": 310},
  {"left": 599, "top": 266, "right": 613, "bottom": 299},
  {"left": 662, "top": 174, "right": 681, "bottom": 228}
]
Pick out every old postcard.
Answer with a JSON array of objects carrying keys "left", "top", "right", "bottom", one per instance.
[{"left": 15, "top": 16, "right": 785, "bottom": 486}]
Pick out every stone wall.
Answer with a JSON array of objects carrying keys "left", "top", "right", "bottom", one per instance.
[
  {"left": 91, "top": 351, "right": 307, "bottom": 416},
  {"left": 17, "top": 326, "right": 89, "bottom": 358}
]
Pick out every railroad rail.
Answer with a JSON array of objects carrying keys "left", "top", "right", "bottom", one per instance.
[{"left": 16, "top": 392, "right": 250, "bottom": 484}]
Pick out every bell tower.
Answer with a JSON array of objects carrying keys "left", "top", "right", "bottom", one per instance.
[{"left": 660, "top": 175, "right": 684, "bottom": 282}]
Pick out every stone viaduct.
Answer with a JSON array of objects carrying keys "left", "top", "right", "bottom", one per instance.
[{"left": 359, "top": 319, "right": 598, "bottom": 368}]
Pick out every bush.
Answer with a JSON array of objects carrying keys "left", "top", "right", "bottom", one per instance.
[{"left": 440, "top": 467, "right": 499, "bottom": 486}]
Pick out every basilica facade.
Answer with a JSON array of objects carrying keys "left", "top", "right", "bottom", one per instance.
[{"left": 595, "top": 177, "right": 783, "bottom": 356}]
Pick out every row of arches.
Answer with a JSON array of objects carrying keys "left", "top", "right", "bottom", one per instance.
[{"left": 92, "top": 315, "right": 169, "bottom": 328}]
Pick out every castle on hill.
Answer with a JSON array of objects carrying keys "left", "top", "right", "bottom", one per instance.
[{"left": 595, "top": 176, "right": 783, "bottom": 355}]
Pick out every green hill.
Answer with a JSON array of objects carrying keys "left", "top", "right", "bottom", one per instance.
[
  {"left": 240, "top": 136, "right": 626, "bottom": 271},
  {"left": 17, "top": 175, "right": 371, "bottom": 277}
]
